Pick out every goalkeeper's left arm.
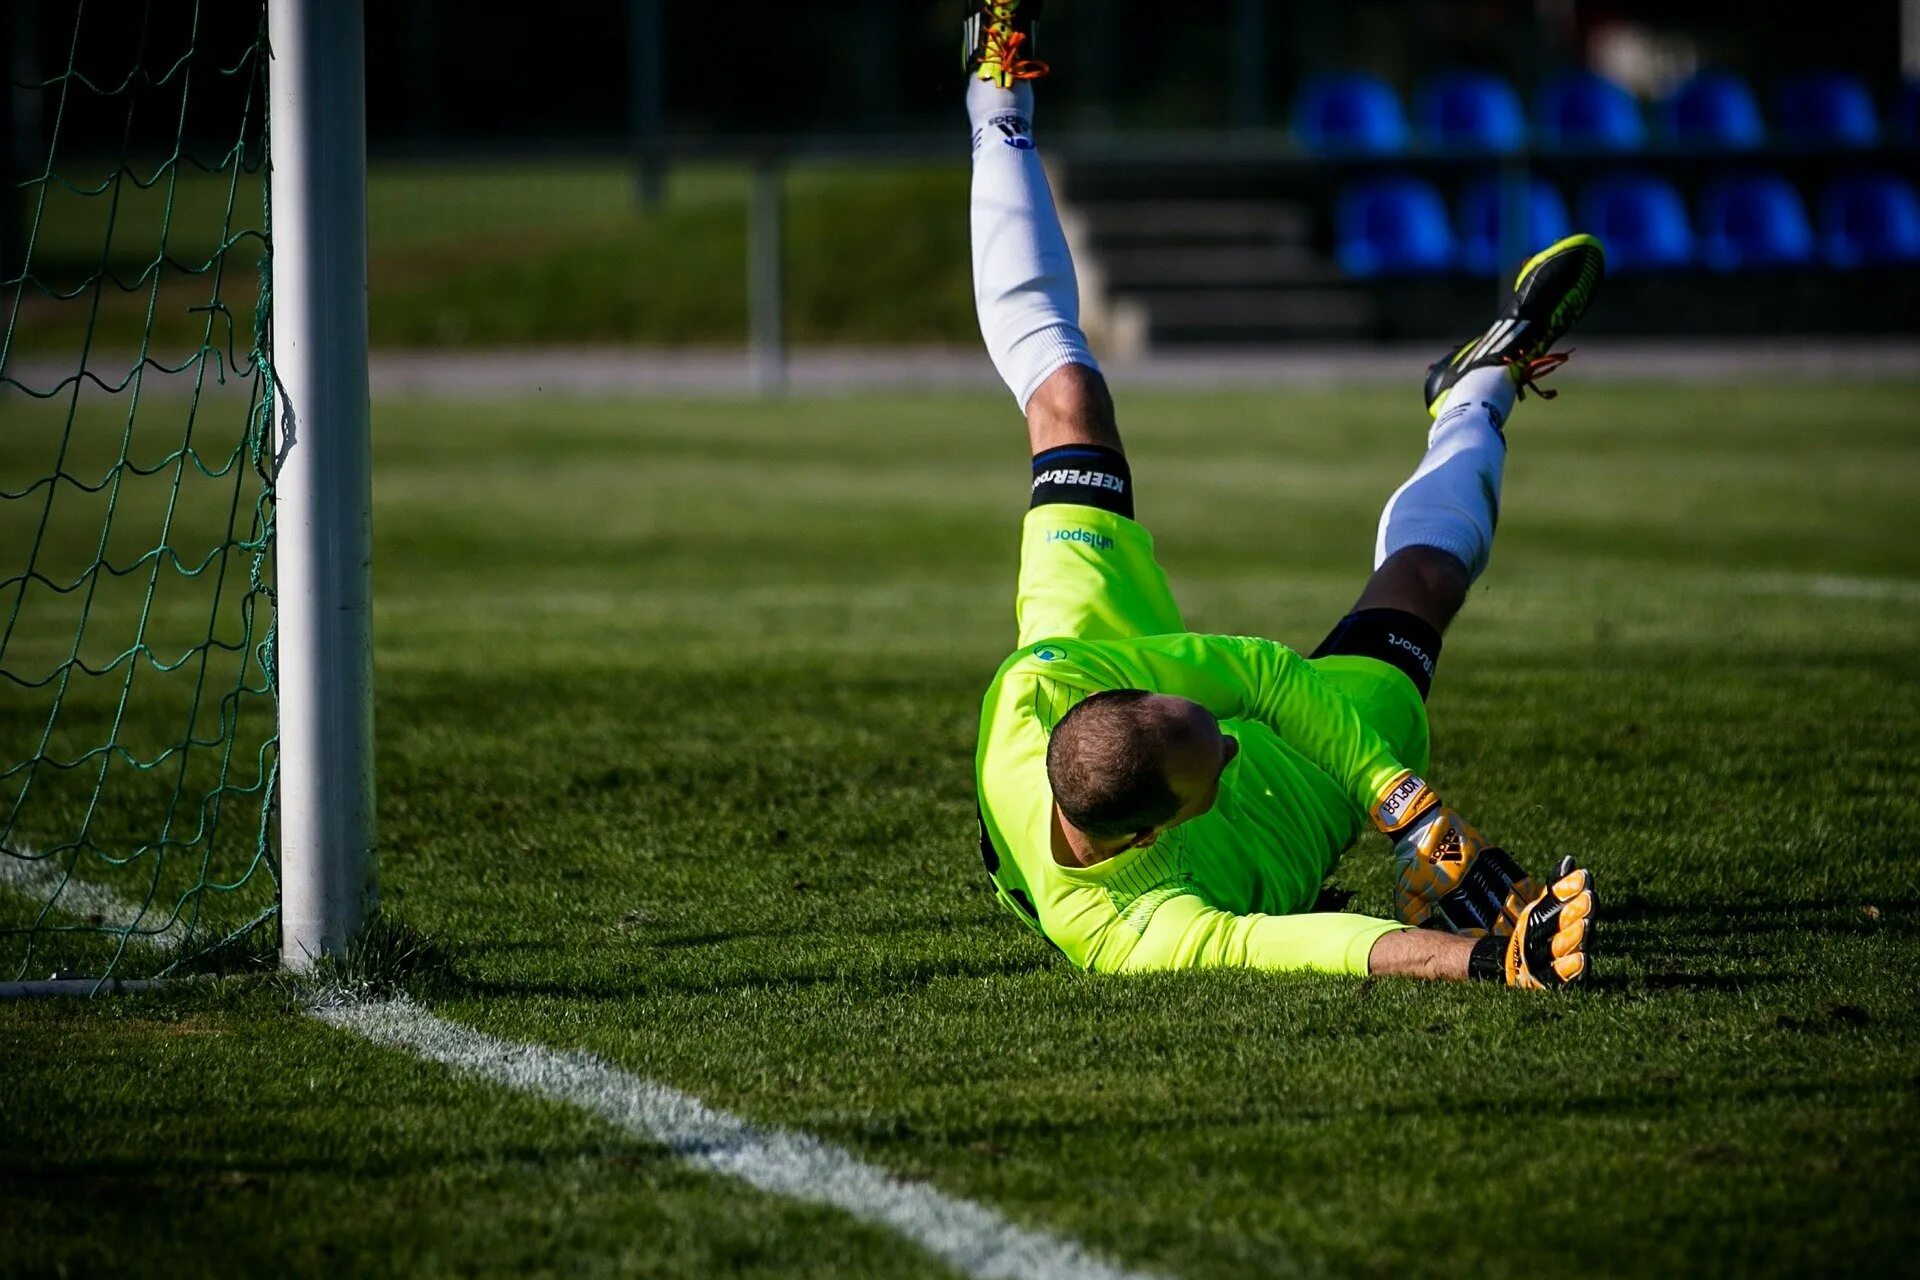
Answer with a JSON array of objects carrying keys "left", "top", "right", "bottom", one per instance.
[
  {"left": 1111, "top": 893, "right": 1406, "bottom": 977},
  {"left": 1057, "top": 631, "right": 1413, "bottom": 816},
  {"left": 1110, "top": 864, "right": 1593, "bottom": 986},
  {"left": 1060, "top": 631, "right": 1545, "bottom": 938}
]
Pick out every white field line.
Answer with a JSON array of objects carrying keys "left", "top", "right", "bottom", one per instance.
[
  {"left": 6, "top": 856, "right": 1168, "bottom": 1278},
  {"left": 0, "top": 847, "right": 186, "bottom": 950},
  {"left": 1736, "top": 573, "right": 1920, "bottom": 605},
  {"left": 316, "top": 997, "right": 1167, "bottom": 1280}
]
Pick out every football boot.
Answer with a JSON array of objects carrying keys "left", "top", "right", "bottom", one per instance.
[
  {"left": 964, "top": 0, "right": 1048, "bottom": 88},
  {"left": 1424, "top": 232, "right": 1606, "bottom": 417}
]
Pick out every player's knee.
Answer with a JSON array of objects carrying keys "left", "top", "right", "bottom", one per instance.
[
  {"left": 1025, "top": 362, "right": 1121, "bottom": 453},
  {"left": 1373, "top": 546, "right": 1471, "bottom": 619},
  {"left": 1394, "top": 547, "right": 1472, "bottom": 605}
]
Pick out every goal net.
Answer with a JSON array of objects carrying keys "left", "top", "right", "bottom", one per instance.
[{"left": 2, "top": 1, "right": 280, "bottom": 983}]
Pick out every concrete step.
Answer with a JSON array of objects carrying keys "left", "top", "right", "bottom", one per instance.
[
  {"left": 1121, "top": 287, "right": 1376, "bottom": 344},
  {"left": 1071, "top": 199, "right": 1312, "bottom": 245},
  {"left": 1098, "top": 245, "right": 1342, "bottom": 289}
]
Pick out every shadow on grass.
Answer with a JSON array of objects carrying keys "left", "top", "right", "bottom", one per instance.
[
  {"left": 1593, "top": 893, "right": 1914, "bottom": 992},
  {"left": 1588, "top": 971, "right": 1792, "bottom": 994},
  {"left": 310, "top": 891, "right": 1905, "bottom": 1009},
  {"left": 836, "top": 1070, "right": 1910, "bottom": 1154},
  {"left": 0, "top": 1144, "right": 678, "bottom": 1185},
  {"left": 1604, "top": 893, "right": 1914, "bottom": 930},
  {"left": 445, "top": 950, "right": 1049, "bottom": 1005}
]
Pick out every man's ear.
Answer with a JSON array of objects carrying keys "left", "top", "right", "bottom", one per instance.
[{"left": 1128, "top": 829, "right": 1161, "bottom": 850}]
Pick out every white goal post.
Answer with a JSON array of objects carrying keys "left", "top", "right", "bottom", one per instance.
[{"left": 268, "top": 0, "right": 376, "bottom": 970}]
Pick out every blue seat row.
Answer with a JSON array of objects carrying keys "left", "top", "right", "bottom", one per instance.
[
  {"left": 1297, "top": 71, "right": 1919, "bottom": 154},
  {"left": 1335, "top": 172, "right": 1920, "bottom": 275}
]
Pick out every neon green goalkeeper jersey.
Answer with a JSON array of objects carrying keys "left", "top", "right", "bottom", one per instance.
[
  {"left": 974, "top": 505, "right": 1432, "bottom": 975},
  {"left": 975, "top": 631, "right": 1421, "bottom": 975}
]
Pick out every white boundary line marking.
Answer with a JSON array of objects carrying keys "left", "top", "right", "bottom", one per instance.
[
  {"left": 8, "top": 861, "right": 1167, "bottom": 1277},
  {"left": 0, "top": 846, "right": 186, "bottom": 951},
  {"left": 315, "top": 996, "right": 1167, "bottom": 1280},
  {"left": 1736, "top": 573, "right": 1920, "bottom": 605}
]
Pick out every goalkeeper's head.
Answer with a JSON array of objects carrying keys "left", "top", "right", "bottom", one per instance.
[{"left": 1046, "top": 690, "right": 1240, "bottom": 852}]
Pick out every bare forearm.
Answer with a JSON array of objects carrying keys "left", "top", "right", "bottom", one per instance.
[{"left": 1367, "top": 927, "right": 1476, "bottom": 981}]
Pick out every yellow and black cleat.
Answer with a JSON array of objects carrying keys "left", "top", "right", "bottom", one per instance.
[
  {"left": 964, "top": 0, "right": 1049, "bottom": 88},
  {"left": 1423, "top": 232, "right": 1607, "bottom": 417}
]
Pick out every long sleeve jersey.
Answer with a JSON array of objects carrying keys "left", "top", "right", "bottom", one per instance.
[{"left": 974, "top": 632, "right": 1418, "bottom": 974}]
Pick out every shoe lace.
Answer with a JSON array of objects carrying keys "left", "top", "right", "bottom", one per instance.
[
  {"left": 1503, "top": 350, "right": 1572, "bottom": 402},
  {"left": 981, "top": 22, "right": 1049, "bottom": 81}
]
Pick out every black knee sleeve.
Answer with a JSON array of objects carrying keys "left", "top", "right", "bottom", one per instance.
[
  {"left": 1310, "top": 608, "right": 1443, "bottom": 700},
  {"left": 1029, "top": 445, "right": 1134, "bottom": 519}
]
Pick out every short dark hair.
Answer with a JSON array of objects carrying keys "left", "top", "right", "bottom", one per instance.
[{"left": 1046, "top": 689, "right": 1183, "bottom": 839}]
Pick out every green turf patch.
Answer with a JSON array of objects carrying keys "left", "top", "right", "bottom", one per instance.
[
  {"left": 5, "top": 383, "right": 1919, "bottom": 1277},
  {"left": 16, "top": 160, "right": 974, "bottom": 356},
  {"left": 0, "top": 989, "right": 962, "bottom": 1279}
]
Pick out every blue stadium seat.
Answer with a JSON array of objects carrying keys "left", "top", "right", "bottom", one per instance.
[
  {"left": 1536, "top": 72, "right": 1645, "bottom": 151},
  {"left": 1773, "top": 73, "right": 1878, "bottom": 147},
  {"left": 1454, "top": 177, "right": 1571, "bottom": 274},
  {"left": 1819, "top": 174, "right": 1920, "bottom": 267},
  {"left": 1336, "top": 177, "right": 1453, "bottom": 276},
  {"left": 1662, "top": 71, "right": 1765, "bottom": 149},
  {"left": 1697, "top": 174, "right": 1815, "bottom": 270},
  {"left": 1294, "top": 74, "right": 1409, "bottom": 154},
  {"left": 1415, "top": 72, "right": 1526, "bottom": 151},
  {"left": 1578, "top": 174, "right": 1692, "bottom": 269}
]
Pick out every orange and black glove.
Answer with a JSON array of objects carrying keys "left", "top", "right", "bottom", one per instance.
[
  {"left": 1371, "top": 773, "right": 1540, "bottom": 937},
  {"left": 1467, "top": 857, "right": 1594, "bottom": 989}
]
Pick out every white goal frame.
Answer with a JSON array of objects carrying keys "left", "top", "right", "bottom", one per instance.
[{"left": 268, "top": 0, "right": 376, "bottom": 970}]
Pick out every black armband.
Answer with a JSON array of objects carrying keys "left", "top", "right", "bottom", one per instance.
[
  {"left": 1309, "top": 607, "right": 1443, "bottom": 700},
  {"left": 1468, "top": 934, "right": 1507, "bottom": 983}
]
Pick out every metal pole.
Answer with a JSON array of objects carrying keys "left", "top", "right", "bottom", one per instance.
[
  {"left": 855, "top": 0, "right": 901, "bottom": 130},
  {"left": 748, "top": 157, "right": 786, "bottom": 395},
  {"left": 406, "top": 0, "right": 442, "bottom": 143},
  {"left": 268, "top": 0, "right": 376, "bottom": 970},
  {"left": 1074, "top": 2, "right": 1117, "bottom": 131},
  {"left": 1495, "top": 0, "right": 1551, "bottom": 300},
  {"left": 629, "top": 0, "right": 665, "bottom": 207},
  {"left": 1496, "top": 151, "right": 1532, "bottom": 292},
  {"left": 0, "top": 39, "right": 16, "bottom": 291},
  {"left": 1230, "top": 0, "right": 1266, "bottom": 130},
  {"left": 1, "top": 0, "right": 36, "bottom": 288}
]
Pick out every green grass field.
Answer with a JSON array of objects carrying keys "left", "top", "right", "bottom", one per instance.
[
  {"left": 15, "top": 160, "right": 973, "bottom": 358},
  {"left": 5, "top": 380, "right": 1920, "bottom": 1278}
]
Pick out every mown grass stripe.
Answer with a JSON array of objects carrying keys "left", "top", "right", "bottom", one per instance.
[
  {"left": 1737, "top": 572, "right": 1920, "bottom": 604},
  {"left": 314, "top": 996, "right": 1167, "bottom": 1280}
]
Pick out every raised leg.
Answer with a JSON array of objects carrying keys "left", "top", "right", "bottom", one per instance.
[
  {"left": 1326, "top": 231, "right": 1607, "bottom": 679},
  {"left": 967, "top": 70, "right": 1123, "bottom": 450},
  {"left": 1310, "top": 366, "right": 1518, "bottom": 697},
  {"left": 1353, "top": 363, "right": 1518, "bottom": 634}
]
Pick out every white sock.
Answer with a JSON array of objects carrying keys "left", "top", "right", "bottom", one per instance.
[
  {"left": 968, "top": 79, "right": 1099, "bottom": 411},
  {"left": 1373, "top": 367, "right": 1518, "bottom": 582}
]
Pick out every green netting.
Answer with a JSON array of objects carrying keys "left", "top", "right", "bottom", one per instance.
[{"left": 2, "top": 0, "right": 278, "bottom": 983}]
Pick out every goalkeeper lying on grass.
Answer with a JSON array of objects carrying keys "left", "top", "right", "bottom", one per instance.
[{"left": 965, "top": 0, "right": 1596, "bottom": 989}]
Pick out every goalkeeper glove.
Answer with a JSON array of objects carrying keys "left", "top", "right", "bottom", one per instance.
[
  {"left": 1371, "top": 773, "right": 1540, "bottom": 937},
  {"left": 1468, "top": 857, "right": 1594, "bottom": 989}
]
